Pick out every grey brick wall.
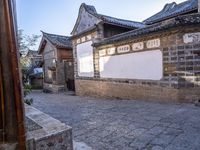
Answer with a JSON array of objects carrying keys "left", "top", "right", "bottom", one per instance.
[{"left": 72, "top": 23, "right": 200, "bottom": 102}]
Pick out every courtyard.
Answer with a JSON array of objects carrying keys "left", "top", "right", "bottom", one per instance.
[{"left": 28, "top": 91, "right": 200, "bottom": 150}]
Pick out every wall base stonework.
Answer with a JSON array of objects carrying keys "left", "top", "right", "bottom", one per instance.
[
  {"left": 43, "top": 83, "right": 65, "bottom": 93},
  {"left": 75, "top": 79, "right": 200, "bottom": 103},
  {"left": 179, "top": 88, "right": 200, "bottom": 103},
  {"left": 25, "top": 105, "right": 73, "bottom": 150}
]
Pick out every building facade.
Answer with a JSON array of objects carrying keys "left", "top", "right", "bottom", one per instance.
[
  {"left": 24, "top": 50, "right": 43, "bottom": 88},
  {"left": 72, "top": 0, "right": 200, "bottom": 102},
  {"left": 25, "top": 50, "right": 43, "bottom": 67},
  {"left": 38, "top": 32, "right": 74, "bottom": 93}
]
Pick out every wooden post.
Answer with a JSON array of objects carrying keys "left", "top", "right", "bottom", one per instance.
[
  {"left": 0, "top": 0, "right": 26, "bottom": 149},
  {"left": 0, "top": 65, "right": 4, "bottom": 142},
  {"left": 198, "top": 0, "right": 200, "bottom": 13}
]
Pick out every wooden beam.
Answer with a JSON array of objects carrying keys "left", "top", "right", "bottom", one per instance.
[
  {"left": 0, "top": 65, "right": 5, "bottom": 143},
  {"left": 0, "top": 0, "right": 26, "bottom": 149},
  {"left": 199, "top": 0, "right": 200, "bottom": 13}
]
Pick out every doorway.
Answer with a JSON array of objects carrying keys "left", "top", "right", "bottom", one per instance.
[{"left": 64, "top": 61, "right": 75, "bottom": 91}]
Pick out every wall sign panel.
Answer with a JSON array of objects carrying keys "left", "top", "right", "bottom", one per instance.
[
  {"left": 183, "top": 32, "right": 200, "bottom": 44},
  {"left": 87, "top": 35, "right": 92, "bottom": 40},
  {"left": 77, "top": 41, "right": 94, "bottom": 77},
  {"left": 77, "top": 39, "right": 81, "bottom": 44},
  {"left": 146, "top": 39, "right": 160, "bottom": 48},
  {"left": 107, "top": 47, "right": 116, "bottom": 55},
  {"left": 99, "top": 50, "right": 163, "bottom": 80},
  {"left": 132, "top": 42, "right": 144, "bottom": 51},
  {"left": 81, "top": 36, "right": 86, "bottom": 42},
  {"left": 117, "top": 45, "right": 130, "bottom": 53},
  {"left": 99, "top": 49, "right": 106, "bottom": 57}
]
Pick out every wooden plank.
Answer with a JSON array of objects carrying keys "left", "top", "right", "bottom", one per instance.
[{"left": 0, "top": 65, "right": 5, "bottom": 142}]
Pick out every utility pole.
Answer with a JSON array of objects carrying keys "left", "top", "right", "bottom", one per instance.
[{"left": 0, "top": 0, "right": 26, "bottom": 149}]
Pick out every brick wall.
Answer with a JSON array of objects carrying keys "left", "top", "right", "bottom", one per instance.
[{"left": 73, "top": 23, "right": 200, "bottom": 102}]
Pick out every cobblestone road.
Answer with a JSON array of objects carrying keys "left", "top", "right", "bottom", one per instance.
[{"left": 29, "top": 91, "right": 200, "bottom": 150}]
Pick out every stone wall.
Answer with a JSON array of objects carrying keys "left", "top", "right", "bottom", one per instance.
[
  {"left": 25, "top": 105, "right": 73, "bottom": 150},
  {"left": 43, "top": 42, "right": 56, "bottom": 84},
  {"left": 56, "top": 60, "right": 65, "bottom": 85},
  {"left": 43, "top": 83, "right": 65, "bottom": 93},
  {"left": 73, "top": 25, "right": 200, "bottom": 102},
  {"left": 75, "top": 79, "right": 180, "bottom": 102}
]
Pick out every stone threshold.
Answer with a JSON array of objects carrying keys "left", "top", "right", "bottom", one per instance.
[
  {"left": 1, "top": 105, "right": 92, "bottom": 150},
  {"left": 25, "top": 104, "right": 73, "bottom": 150}
]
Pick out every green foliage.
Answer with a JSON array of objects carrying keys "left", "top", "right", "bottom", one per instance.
[
  {"left": 24, "top": 84, "right": 32, "bottom": 97},
  {"left": 24, "top": 98, "right": 33, "bottom": 105},
  {"left": 23, "top": 84, "right": 33, "bottom": 105},
  {"left": 18, "top": 29, "right": 41, "bottom": 56},
  {"left": 18, "top": 29, "right": 40, "bottom": 105},
  {"left": 18, "top": 29, "right": 41, "bottom": 69}
]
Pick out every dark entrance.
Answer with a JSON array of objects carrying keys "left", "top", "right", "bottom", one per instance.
[{"left": 64, "top": 61, "right": 75, "bottom": 91}]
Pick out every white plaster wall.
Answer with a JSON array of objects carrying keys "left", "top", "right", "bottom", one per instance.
[
  {"left": 99, "top": 50, "right": 163, "bottom": 80},
  {"left": 77, "top": 41, "right": 94, "bottom": 77}
]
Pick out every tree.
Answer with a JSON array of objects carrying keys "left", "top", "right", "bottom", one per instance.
[
  {"left": 18, "top": 29, "right": 40, "bottom": 56},
  {"left": 17, "top": 29, "right": 41, "bottom": 83},
  {"left": 18, "top": 29, "right": 40, "bottom": 68}
]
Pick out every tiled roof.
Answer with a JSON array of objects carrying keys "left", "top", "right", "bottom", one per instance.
[
  {"left": 144, "top": 0, "right": 198, "bottom": 24},
  {"left": 100, "top": 15, "right": 146, "bottom": 29},
  {"left": 82, "top": 3, "right": 146, "bottom": 29},
  {"left": 94, "top": 13, "right": 200, "bottom": 47},
  {"left": 27, "top": 50, "right": 39, "bottom": 56},
  {"left": 42, "top": 32, "right": 72, "bottom": 49}
]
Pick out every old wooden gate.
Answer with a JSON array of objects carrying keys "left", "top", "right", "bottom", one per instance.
[{"left": 64, "top": 61, "right": 75, "bottom": 91}]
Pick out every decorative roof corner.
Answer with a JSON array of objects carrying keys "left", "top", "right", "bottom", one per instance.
[
  {"left": 71, "top": 3, "right": 145, "bottom": 36},
  {"left": 144, "top": 0, "right": 198, "bottom": 24}
]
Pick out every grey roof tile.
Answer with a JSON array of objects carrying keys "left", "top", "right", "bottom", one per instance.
[
  {"left": 94, "top": 13, "right": 200, "bottom": 47},
  {"left": 42, "top": 32, "right": 72, "bottom": 49},
  {"left": 82, "top": 3, "right": 145, "bottom": 29},
  {"left": 144, "top": 0, "right": 198, "bottom": 24}
]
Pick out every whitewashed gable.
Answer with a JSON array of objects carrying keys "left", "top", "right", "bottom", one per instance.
[{"left": 72, "top": 7, "right": 101, "bottom": 35}]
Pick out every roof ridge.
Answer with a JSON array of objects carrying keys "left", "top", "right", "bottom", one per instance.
[
  {"left": 100, "top": 14, "right": 144, "bottom": 24},
  {"left": 41, "top": 31, "right": 70, "bottom": 38},
  {"left": 82, "top": 3, "right": 145, "bottom": 28},
  {"left": 41, "top": 31, "right": 72, "bottom": 49},
  {"left": 94, "top": 13, "right": 200, "bottom": 47},
  {"left": 143, "top": 0, "right": 198, "bottom": 24}
]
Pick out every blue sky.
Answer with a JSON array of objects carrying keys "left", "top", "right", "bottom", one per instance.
[{"left": 16, "top": 0, "right": 185, "bottom": 49}]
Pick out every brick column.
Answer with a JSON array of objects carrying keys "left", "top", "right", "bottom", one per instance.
[{"left": 93, "top": 47, "right": 100, "bottom": 78}]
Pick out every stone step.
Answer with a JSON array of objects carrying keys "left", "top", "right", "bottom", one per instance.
[{"left": 73, "top": 141, "right": 93, "bottom": 150}]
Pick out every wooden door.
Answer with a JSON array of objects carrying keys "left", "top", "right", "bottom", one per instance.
[{"left": 64, "top": 61, "right": 75, "bottom": 91}]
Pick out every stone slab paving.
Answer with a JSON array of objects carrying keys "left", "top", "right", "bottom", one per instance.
[{"left": 28, "top": 91, "right": 200, "bottom": 150}]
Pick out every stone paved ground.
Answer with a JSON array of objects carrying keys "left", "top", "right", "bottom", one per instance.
[{"left": 28, "top": 91, "right": 200, "bottom": 150}]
